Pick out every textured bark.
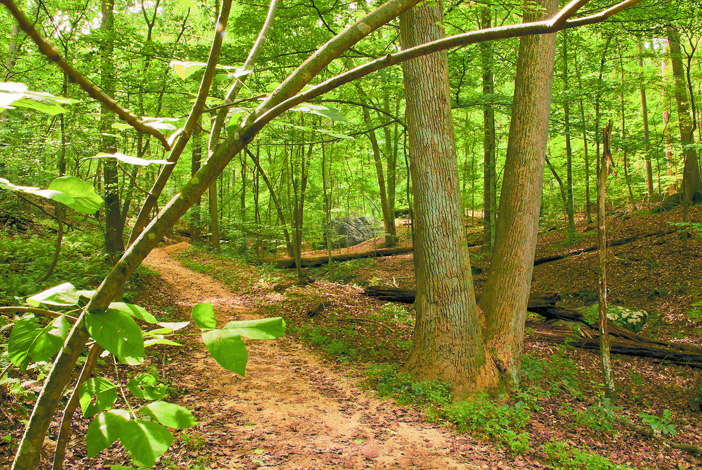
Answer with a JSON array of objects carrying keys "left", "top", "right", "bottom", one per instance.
[
  {"left": 480, "top": 7, "right": 496, "bottom": 249},
  {"left": 479, "top": 0, "right": 558, "bottom": 387},
  {"left": 400, "top": 0, "right": 497, "bottom": 396},
  {"left": 638, "top": 39, "right": 655, "bottom": 201},
  {"left": 100, "top": 0, "right": 125, "bottom": 260},
  {"left": 667, "top": 26, "right": 702, "bottom": 200}
]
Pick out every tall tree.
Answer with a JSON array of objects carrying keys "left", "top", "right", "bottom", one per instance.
[
  {"left": 100, "top": 0, "right": 124, "bottom": 260},
  {"left": 637, "top": 38, "right": 655, "bottom": 201},
  {"left": 480, "top": 6, "right": 497, "bottom": 249},
  {"left": 400, "top": 0, "right": 497, "bottom": 396},
  {"left": 667, "top": 25, "right": 702, "bottom": 200},
  {"left": 562, "top": 30, "right": 575, "bottom": 238},
  {"left": 479, "top": 0, "right": 558, "bottom": 386}
]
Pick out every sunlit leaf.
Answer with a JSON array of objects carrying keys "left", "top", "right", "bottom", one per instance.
[
  {"left": 86, "top": 309, "right": 145, "bottom": 361},
  {"left": 292, "top": 103, "right": 347, "bottom": 122},
  {"left": 120, "top": 420, "right": 173, "bottom": 467},
  {"left": 79, "top": 377, "right": 118, "bottom": 418},
  {"left": 222, "top": 317, "right": 285, "bottom": 340},
  {"left": 86, "top": 410, "right": 130, "bottom": 458},
  {"left": 7, "top": 317, "right": 42, "bottom": 372},
  {"left": 191, "top": 303, "right": 216, "bottom": 329},
  {"left": 47, "top": 176, "right": 104, "bottom": 214},
  {"left": 202, "top": 329, "right": 247, "bottom": 376},
  {"left": 108, "top": 302, "right": 158, "bottom": 324},
  {"left": 170, "top": 61, "right": 206, "bottom": 80},
  {"left": 140, "top": 401, "right": 197, "bottom": 429},
  {"left": 27, "top": 282, "right": 79, "bottom": 307},
  {"left": 29, "top": 315, "right": 71, "bottom": 362},
  {"left": 127, "top": 373, "right": 168, "bottom": 400}
]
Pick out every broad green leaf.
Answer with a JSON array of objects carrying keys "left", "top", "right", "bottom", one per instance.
[
  {"left": 79, "top": 377, "right": 118, "bottom": 418},
  {"left": 86, "top": 410, "right": 130, "bottom": 458},
  {"left": 120, "top": 420, "right": 173, "bottom": 467},
  {"left": 292, "top": 103, "right": 347, "bottom": 122},
  {"left": 222, "top": 317, "right": 285, "bottom": 340},
  {"left": 14, "top": 97, "right": 66, "bottom": 115},
  {"left": 29, "top": 315, "right": 71, "bottom": 362},
  {"left": 77, "top": 289, "right": 97, "bottom": 299},
  {"left": 86, "top": 309, "right": 145, "bottom": 361},
  {"left": 27, "top": 282, "right": 79, "bottom": 307},
  {"left": 140, "top": 401, "right": 197, "bottom": 429},
  {"left": 8, "top": 317, "right": 42, "bottom": 371},
  {"left": 170, "top": 61, "right": 206, "bottom": 80},
  {"left": 109, "top": 302, "right": 158, "bottom": 324},
  {"left": 127, "top": 373, "right": 168, "bottom": 400},
  {"left": 88, "top": 153, "right": 172, "bottom": 167},
  {"left": 202, "top": 329, "right": 247, "bottom": 376},
  {"left": 191, "top": 303, "right": 216, "bottom": 329},
  {"left": 48, "top": 176, "right": 104, "bottom": 214},
  {"left": 111, "top": 122, "right": 132, "bottom": 131}
]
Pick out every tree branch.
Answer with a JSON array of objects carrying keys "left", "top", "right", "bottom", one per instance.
[{"left": 0, "top": 0, "right": 172, "bottom": 150}]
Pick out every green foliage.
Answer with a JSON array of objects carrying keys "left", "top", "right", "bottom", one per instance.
[
  {"left": 371, "top": 302, "right": 413, "bottom": 325},
  {"left": 319, "top": 258, "right": 374, "bottom": 285},
  {"left": 639, "top": 409, "right": 676, "bottom": 436},
  {"left": 364, "top": 364, "right": 452, "bottom": 407},
  {"left": 79, "top": 377, "right": 119, "bottom": 418},
  {"left": 581, "top": 304, "right": 649, "bottom": 333},
  {"left": 573, "top": 398, "right": 622, "bottom": 435},
  {"left": 434, "top": 394, "right": 532, "bottom": 454},
  {"left": 542, "top": 439, "right": 631, "bottom": 470},
  {"left": 7, "top": 315, "right": 70, "bottom": 371}
]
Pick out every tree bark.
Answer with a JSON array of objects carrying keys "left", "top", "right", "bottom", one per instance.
[
  {"left": 400, "top": 0, "right": 497, "bottom": 397},
  {"left": 638, "top": 39, "right": 655, "bottom": 201},
  {"left": 562, "top": 31, "right": 575, "bottom": 239},
  {"left": 190, "top": 122, "right": 202, "bottom": 243},
  {"left": 480, "top": 7, "right": 496, "bottom": 249},
  {"left": 668, "top": 26, "right": 702, "bottom": 200},
  {"left": 479, "top": 0, "right": 558, "bottom": 387}
]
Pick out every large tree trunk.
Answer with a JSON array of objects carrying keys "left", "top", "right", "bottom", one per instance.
[
  {"left": 400, "top": 0, "right": 497, "bottom": 397},
  {"left": 668, "top": 26, "right": 702, "bottom": 201},
  {"left": 479, "top": 0, "right": 558, "bottom": 387}
]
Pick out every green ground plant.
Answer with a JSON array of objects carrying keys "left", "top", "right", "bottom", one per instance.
[{"left": 542, "top": 439, "right": 634, "bottom": 470}]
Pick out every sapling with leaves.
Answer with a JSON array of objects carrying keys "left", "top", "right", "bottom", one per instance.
[{"left": 0, "top": 0, "right": 646, "bottom": 467}]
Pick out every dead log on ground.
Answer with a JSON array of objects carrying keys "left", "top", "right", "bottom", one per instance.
[
  {"left": 261, "top": 246, "right": 413, "bottom": 269},
  {"left": 363, "top": 287, "right": 702, "bottom": 368},
  {"left": 533, "top": 229, "right": 676, "bottom": 266}
]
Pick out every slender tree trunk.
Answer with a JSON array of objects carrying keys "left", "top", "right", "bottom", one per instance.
[
  {"left": 545, "top": 150, "right": 569, "bottom": 226},
  {"left": 638, "top": 39, "right": 655, "bottom": 202},
  {"left": 209, "top": 178, "right": 220, "bottom": 251},
  {"left": 598, "top": 121, "right": 616, "bottom": 400},
  {"left": 617, "top": 46, "right": 635, "bottom": 205},
  {"left": 479, "top": 0, "right": 558, "bottom": 387},
  {"left": 190, "top": 122, "right": 202, "bottom": 243},
  {"left": 661, "top": 41, "right": 676, "bottom": 195},
  {"left": 400, "top": 0, "right": 498, "bottom": 396},
  {"left": 668, "top": 26, "right": 702, "bottom": 200},
  {"left": 574, "top": 50, "right": 592, "bottom": 223},
  {"left": 562, "top": 31, "right": 575, "bottom": 238},
  {"left": 100, "top": 0, "right": 124, "bottom": 260},
  {"left": 480, "top": 7, "right": 496, "bottom": 249}
]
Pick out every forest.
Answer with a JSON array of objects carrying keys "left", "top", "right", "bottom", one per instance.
[{"left": 1, "top": 0, "right": 702, "bottom": 467}]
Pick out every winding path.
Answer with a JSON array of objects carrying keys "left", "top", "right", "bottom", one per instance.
[{"left": 143, "top": 244, "right": 516, "bottom": 470}]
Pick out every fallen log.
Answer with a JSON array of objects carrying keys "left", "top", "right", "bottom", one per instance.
[
  {"left": 533, "top": 229, "right": 676, "bottom": 266},
  {"left": 260, "top": 246, "right": 413, "bottom": 269},
  {"left": 363, "top": 287, "right": 702, "bottom": 368}
]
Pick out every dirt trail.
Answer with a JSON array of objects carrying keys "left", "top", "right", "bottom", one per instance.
[{"left": 142, "top": 244, "right": 516, "bottom": 470}]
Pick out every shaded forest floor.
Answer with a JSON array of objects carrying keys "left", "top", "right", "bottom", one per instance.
[{"left": 1, "top": 204, "right": 702, "bottom": 469}]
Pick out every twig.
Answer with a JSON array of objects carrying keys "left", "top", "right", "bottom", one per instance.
[
  {"left": 0, "top": 0, "right": 171, "bottom": 150},
  {"left": 0, "top": 362, "right": 13, "bottom": 381},
  {"left": 116, "top": 162, "right": 151, "bottom": 197}
]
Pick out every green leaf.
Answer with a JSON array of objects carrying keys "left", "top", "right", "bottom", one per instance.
[
  {"left": 86, "top": 410, "right": 130, "bottom": 458},
  {"left": 175, "top": 0, "right": 197, "bottom": 10},
  {"left": 169, "top": 61, "right": 206, "bottom": 80},
  {"left": 222, "top": 317, "right": 286, "bottom": 339},
  {"left": 48, "top": 176, "right": 104, "bottom": 214},
  {"left": 120, "top": 420, "right": 173, "bottom": 467},
  {"left": 8, "top": 317, "right": 42, "bottom": 372},
  {"left": 140, "top": 401, "right": 197, "bottom": 429},
  {"left": 111, "top": 122, "right": 132, "bottom": 131},
  {"left": 86, "top": 309, "right": 145, "bottom": 361},
  {"left": 127, "top": 373, "right": 168, "bottom": 400},
  {"left": 88, "top": 153, "right": 173, "bottom": 167},
  {"left": 144, "top": 337, "right": 182, "bottom": 347},
  {"left": 79, "top": 377, "right": 118, "bottom": 418},
  {"left": 109, "top": 302, "right": 158, "bottom": 324},
  {"left": 26, "top": 282, "right": 79, "bottom": 307},
  {"left": 292, "top": 103, "right": 347, "bottom": 122},
  {"left": 29, "top": 315, "right": 71, "bottom": 362},
  {"left": 191, "top": 303, "right": 216, "bottom": 329},
  {"left": 202, "top": 329, "right": 247, "bottom": 376}
]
